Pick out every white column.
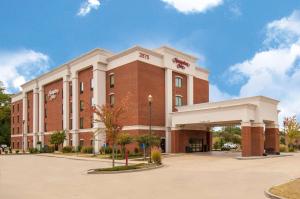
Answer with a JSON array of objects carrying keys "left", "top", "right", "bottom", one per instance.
[
  {"left": 22, "top": 93, "right": 28, "bottom": 151},
  {"left": 187, "top": 75, "right": 194, "bottom": 105},
  {"left": 63, "top": 75, "right": 70, "bottom": 146},
  {"left": 93, "top": 63, "right": 106, "bottom": 154},
  {"left": 165, "top": 68, "right": 173, "bottom": 153},
  {"left": 32, "top": 86, "right": 39, "bottom": 148},
  {"left": 38, "top": 88, "right": 45, "bottom": 146},
  {"left": 71, "top": 73, "right": 79, "bottom": 150}
]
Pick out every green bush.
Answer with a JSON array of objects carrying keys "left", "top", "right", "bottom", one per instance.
[
  {"left": 77, "top": 145, "right": 82, "bottom": 153},
  {"left": 62, "top": 146, "right": 73, "bottom": 153},
  {"left": 288, "top": 147, "right": 295, "bottom": 152},
  {"left": 151, "top": 150, "right": 162, "bottom": 165},
  {"left": 134, "top": 147, "right": 139, "bottom": 154},
  {"left": 16, "top": 150, "right": 19, "bottom": 154},
  {"left": 81, "top": 146, "right": 93, "bottom": 154},
  {"left": 280, "top": 144, "right": 288, "bottom": 152},
  {"left": 29, "top": 148, "right": 38, "bottom": 154},
  {"left": 101, "top": 146, "right": 112, "bottom": 154},
  {"left": 41, "top": 145, "right": 55, "bottom": 153}
]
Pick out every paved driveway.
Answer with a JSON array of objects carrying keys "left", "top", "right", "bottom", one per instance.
[{"left": 1, "top": 152, "right": 300, "bottom": 199}]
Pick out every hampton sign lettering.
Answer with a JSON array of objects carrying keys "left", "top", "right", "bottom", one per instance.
[
  {"left": 172, "top": 58, "right": 190, "bottom": 69},
  {"left": 48, "top": 89, "right": 59, "bottom": 101}
]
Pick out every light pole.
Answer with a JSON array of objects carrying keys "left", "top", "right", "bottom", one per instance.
[
  {"left": 22, "top": 120, "right": 25, "bottom": 153},
  {"left": 148, "top": 94, "right": 153, "bottom": 163}
]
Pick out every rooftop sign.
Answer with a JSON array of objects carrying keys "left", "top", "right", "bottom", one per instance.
[{"left": 172, "top": 58, "right": 190, "bottom": 69}]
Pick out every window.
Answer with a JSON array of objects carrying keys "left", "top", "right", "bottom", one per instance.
[
  {"left": 79, "top": 139, "right": 84, "bottom": 146},
  {"left": 12, "top": 128, "right": 14, "bottom": 134},
  {"left": 175, "top": 95, "right": 183, "bottom": 106},
  {"left": 80, "top": 100, "right": 84, "bottom": 111},
  {"left": 69, "top": 119, "right": 72, "bottom": 130},
  {"left": 109, "top": 74, "right": 115, "bottom": 88},
  {"left": 80, "top": 82, "right": 84, "bottom": 94},
  {"left": 17, "top": 116, "right": 19, "bottom": 123},
  {"left": 80, "top": 117, "right": 84, "bottom": 129},
  {"left": 90, "top": 79, "right": 93, "bottom": 91},
  {"left": 70, "top": 84, "right": 72, "bottom": 96},
  {"left": 44, "top": 94, "right": 47, "bottom": 104},
  {"left": 45, "top": 108, "right": 47, "bottom": 118},
  {"left": 70, "top": 102, "right": 72, "bottom": 113},
  {"left": 175, "top": 76, "right": 183, "bottom": 88},
  {"left": 109, "top": 94, "right": 115, "bottom": 106}
]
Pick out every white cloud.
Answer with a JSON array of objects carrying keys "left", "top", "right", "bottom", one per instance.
[
  {"left": 0, "top": 49, "right": 50, "bottom": 93},
  {"left": 228, "top": 10, "right": 300, "bottom": 124},
  {"left": 209, "top": 84, "right": 234, "bottom": 102},
  {"left": 161, "top": 0, "right": 223, "bottom": 14},
  {"left": 77, "top": 0, "right": 100, "bottom": 16}
]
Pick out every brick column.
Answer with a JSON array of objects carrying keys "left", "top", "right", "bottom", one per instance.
[
  {"left": 22, "top": 93, "right": 28, "bottom": 151},
  {"left": 171, "top": 130, "right": 180, "bottom": 153},
  {"left": 93, "top": 63, "right": 106, "bottom": 154},
  {"left": 206, "top": 130, "right": 212, "bottom": 151},
  {"left": 265, "top": 123, "right": 279, "bottom": 153},
  {"left": 32, "top": 86, "right": 39, "bottom": 148},
  {"left": 71, "top": 73, "right": 79, "bottom": 150},
  {"left": 63, "top": 75, "right": 70, "bottom": 146},
  {"left": 241, "top": 122, "right": 252, "bottom": 157},
  {"left": 38, "top": 88, "right": 45, "bottom": 146},
  {"left": 251, "top": 124, "right": 264, "bottom": 156}
]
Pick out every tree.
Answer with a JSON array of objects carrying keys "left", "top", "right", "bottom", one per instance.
[
  {"left": 117, "top": 133, "right": 133, "bottom": 158},
  {"left": 0, "top": 81, "right": 11, "bottom": 146},
  {"left": 136, "top": 134, "right": 160, "bottom": 161},
  {"left": 50, "top": 130, "right": 66, "bottom": 150},
  {"left": 284, "top": 116, "right": 300, "bottom": 150},
  {"left": 93, "top": 94, "right": 130, "bottom": 167}
]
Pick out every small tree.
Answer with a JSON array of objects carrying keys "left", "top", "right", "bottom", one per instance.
[
  {"left": 284, "top": 116, "right": 300, "bottom": 150},
  {"left": 50, "top": 130, "right": 66, "bottom": 151},
  {"left": 136, "top": 134, "right": 160, "bottom": 161},
  {"left": 93, "top": 94, "right": 130, "bottom": 167},
  {"left": 117, "top": 133, "right": 133, "bottom": 158}
]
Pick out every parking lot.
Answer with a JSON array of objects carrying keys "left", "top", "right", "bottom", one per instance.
[{"left": 1, "top": 152, "right": 300, "bottom": 199}]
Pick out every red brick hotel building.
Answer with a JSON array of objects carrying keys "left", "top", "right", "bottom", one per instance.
[{"left": 11, "top": 46, "right": 280, "bottom": 156}]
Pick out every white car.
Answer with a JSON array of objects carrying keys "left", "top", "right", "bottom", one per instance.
[{"left": 223, "top": 143, "right": 238, "bottom": 149}]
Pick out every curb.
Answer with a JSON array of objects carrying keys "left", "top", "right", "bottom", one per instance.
[
  {"left": 87, "top": 164, "right": 165, "bottom": 174},
  {"left": 236, "top": 154, "right": 293, "bottom": 160}
]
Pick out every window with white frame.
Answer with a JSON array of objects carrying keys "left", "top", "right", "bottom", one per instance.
[
  {"left": 109, "top": 94, "right": 115, "bottom": 106},
  {"left": 175, "top": 95, "right": 183, "bottom": 106},
  {"left": 80, "top": 82, "right": 84, "bottom": 93},
  {"left": 109, "top": 74, "right": 115, "bottom": 88},
  {"left": 175, "top": 76, "right": 183, "bottom": 88}
]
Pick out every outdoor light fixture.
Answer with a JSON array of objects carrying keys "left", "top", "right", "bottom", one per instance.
[{"left": 148, "top": 94, "right": 153, "bottom": 163}]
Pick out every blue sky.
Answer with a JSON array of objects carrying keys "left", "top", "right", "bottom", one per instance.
[{"left": 0, "top": 0, "right": 300, "bottom": 123}]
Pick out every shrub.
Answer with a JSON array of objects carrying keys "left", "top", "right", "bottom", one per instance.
[
  {"left": 288, "top": 147, "right": 295, "bottom": 152},
  {"left": 151, "top": 150, "right": 162, "bottom": 165},
  {"left": 81, "top": 146, "right": 93, "bottom": 154},
  {"left": 41, "top": 145, "right": 55, "bottom": 153},
  {"left": 16, "top": 150, "right": 19, "bottom": 154},
  {"left": 77, "top": 145, "right": 82, "bottom": 153},
  {"left": 62, "top": 146, "right": 73, "bottom": 153},
  {"left": 280, "top": 144, "right": 288, "bottom": 152},
  {"left": 101, "top": 146, "right": 112, "bottom": 154},
  {"left": 29, "top": 148, "right": 38, "bottom": 154}
]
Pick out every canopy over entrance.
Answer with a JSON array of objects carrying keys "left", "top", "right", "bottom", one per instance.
[{"left": 170, "top": 96, "right": 280, "bottom": 157}]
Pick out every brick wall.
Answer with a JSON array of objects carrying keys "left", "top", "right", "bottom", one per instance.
[
  {"left": 27, "top": 91, "right": 33, "bottom": 133},
  {"left": 11, "top": 100, "right": 23, "bottom": 137},
  {"left": 78, "top": 67, "right": 93, "bottom": 129},
  {"left": 44, "top": 79, "right": 63, "bottom": 132},
  {"left": 172, "top": 71, "right": 187, "bottom": 111},
  {"left": 194, "top": 77, "right": 209, "bottom": 104}
]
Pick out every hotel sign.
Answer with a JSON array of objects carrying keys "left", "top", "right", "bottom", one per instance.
[
  {"left": 172, "top": 58, "right": 190, "bottom": 69},
  {"left": 48, "top": 89, "right": 59, "bottom": 101}
]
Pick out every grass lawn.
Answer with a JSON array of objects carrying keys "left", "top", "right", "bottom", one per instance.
[
  {"left": 270, "top": 179, "right": 300, "bottom": 199},
  {"left": 93, "top": 163, "right": 160, "bottom": 172}
]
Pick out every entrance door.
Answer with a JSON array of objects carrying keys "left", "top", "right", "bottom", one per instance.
[
  {"left": 189, "top": 138, "right": 204, "bottom": 152},
  {"left": 160, "top": 138, "right": 166, "bottom": 153}
]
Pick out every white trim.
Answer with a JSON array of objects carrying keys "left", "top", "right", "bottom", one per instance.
[
  {"left": 11, "top": 134, "right": 23, "bottom": 138},
  {"left": 123, "top": 125, "right": 166, "bottom": 131}
]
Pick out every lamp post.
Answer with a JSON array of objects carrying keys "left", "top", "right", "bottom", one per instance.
[
  {"left": 148, "top": 94, "right": 153, "bottom": 163},
  {"left": 22, "top": 120, "right": 25, "bottom": 153}
]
